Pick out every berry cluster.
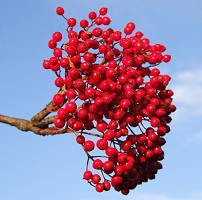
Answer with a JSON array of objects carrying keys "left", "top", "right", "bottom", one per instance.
[{"left": 43, "top": 6, "right": 176, "bottom": 195}]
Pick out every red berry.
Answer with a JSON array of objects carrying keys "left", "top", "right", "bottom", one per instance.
[
  {"left": 77, "top": 108, "right": 88, "bottom": 119},
  {"left": 93, "top": 159, "right": 103, "bottom": 169},
  {"left": 43, "top": 60, "right": 50, "bottom": 69},
  {"left": 54, "top": 117, "right": 65, "bottom": 128},
  {"left": 103, "top": 160, "right": 114, "bottom": 173},
  {"left": 52, "top": 32, "right": 62, "bottom": 42},
  {"left": 163, "top": 54, "right": 171, "bottom": 62},
  {"left": 83, "top": 170, "right": 92, "bottom": 180},
  {"left": 56, "top": 7, "right": 64, "bottom": 15},
  {"left": 121, "top": 188, "right": 129, "bottom": 195},
  {"left": 83, "top": 140, "right": 95, "bottom": 151},
  {"left": 88, "top": 11, "right": 97, "bottom": 20},
  {"left": 96, "top": 139, "right": 108, "bottom": 150},
  {"left": 76, "top": 135, "right": 85, "bottom": 144},
  {"left": 66, "top": 89, "right": 76, "bottom": 100},
  {"left": 57, "top": 108, "right": 68, "bottom": 120},
  {"left": 52, "top": 94, "right": 64, "bottom": 105},
  {"left": 111, "top": 176, "right": 123, "bottom": 186},
  {"left": 91, "top": 174, "right": 101, "bottom": 184},
  {"left": 96, "top": 183, "right": 104, "bottom": 192},
  {"left": 48, "top": 39, "right": 57, "bottom": 49},
  {"left": 99, "top": 7, "right": 108, "bottom": 15},
  {"left": 103, "top": 181, "right": 111, "bottom": 191},
  {"left": 67, "top": 18, "right": 76, "bottom": 27},
  {"left": 66, "top": 102, "right": 77, "bottom": 113},
  {"left": 80, "top": 19, "right": 89, "bottom": 28},
  {"left": 72, "top": 121, "right": 82, "bottom": 131},
  {"left": 102, "top": 17, "right": 111, "bottom": 25}
]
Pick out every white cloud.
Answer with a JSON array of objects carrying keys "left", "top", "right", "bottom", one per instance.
[{"left": 172, "top": 67, "right": 202, "bottom": 119}]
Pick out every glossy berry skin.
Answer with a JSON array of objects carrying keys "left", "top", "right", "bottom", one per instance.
[
  {"left": 56, "top": 7, "right": 64, "bottom": 15},
  {"left": 52, "top": 94, "right": 64, "bottom": 105},
  {"left": 80, "top": 19, "right": 89, "bottom": 28},
  {"left": 54, "top": 117, "right": 65, "bottom": 128},
  {"left": 67, "top": 18, "right": 76, "bottom": 27},
  {"left": 48, "top": 40, "right": 56, "bottom": 49},
  {"left": 103, "top": 181, "right": 111, "bottom": 191},
  {"left": 52, "top": 32, "right": 62, "bottom": 42},
  {"left": 83, "top": 170, "right": 92, "bottom": 180},
  {"left": 66, "top": 102, "right": 77, "bottom": 113},
  {"left": 83, "top": 140, "right": 95, "bottom": 151},
  {"left": 96, "top": 139, "right": 108, "bottom": 150},
  {"left": 91, "top": 174, "right": 101, "bottom": 184},
  {"left": 96, "top": 183, "right": 104, "bottom": 192},
  {"left": 66, "top": 89, "right": 76, "bottom": 100},
  {"left": 99, "top": 7, "right": 108, "bottom": 15},
  {"left": 88, "top": 11, "right": 97, "bottom": 20},
  {"left": 93, "top": 159, "right": 103, "bottom": 169},
  {"left": 76, "top": 135, "right": 85, "bottom": 144},
  {"left": 163, "top": 54, "right": 171, "bottom": 62}
]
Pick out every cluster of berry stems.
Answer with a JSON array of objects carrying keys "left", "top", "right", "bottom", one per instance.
[{"left": 42, "top": 6, "right": 176, "bottom": 195}]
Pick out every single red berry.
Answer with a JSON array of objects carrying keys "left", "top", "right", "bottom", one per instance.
[
  {"left": 52, "top": 94, "right": 64, "bottom": 105},
  {"left": 91, "top": 174, "right": 101, "bottom": 184},
  {"left": 93, "top": 159, "right": 103, "bottom": 169},
  {"left": 52, "top": 32, "right": 62, "bottom": 42},
  {"left": 150, "top": 117, "right": 160, "bottom": 127},
  {"left": 103, "top": 181, "right": 111, "bottom": 191},
  {"left": 80, "top": 19, "right": 89, "bottom": 28},
  {"left": 60, "top": 58, "right": 69, "bottom": 68},
  {"left": 66, "top": 89, "right": 76, "bottom": 100},
  {"left": 99, "top": 7, "right": 108, "bottom": 15},
  {"left": 83, "top": 170, "right": 92, "bottom": 180},
  {"left": 163, "top": 54, "right": 171, "bottom": 62},
  {"left": 57, "top": 108, "right": 68, "bottom": 119},
  {"left": 83, "top": 140, "right": 95, "bottom": 151},
  {"left": 54, "top": 77, "right": 64, "bottom": 87},
  {"left": 103, "top": 160, "right": 114, "bottom": 173},
  {"left": 67, "top": 18, "right": 76, "bottom": 27},
  {"left": 53, "top": 48, "right": 62, "bottom": 57},
  {"left": 96, "top": 139, "right": 108, "bottom": 150},
  {"left": 66, "top": 102, "right": 77, "bottom": 113},
  {"left": 96, "top": 122, "right": 107, "bottom": 132},
  {"left": 105, "top": 147, "right": 118, "bottom": 157},
  {"left": 121, "top": 188, "right": 129, "bottom": 195},
  {"left": 104, "top": 130, "right": 115, "bottom": 140},
  {"left": 77, "top": 108, "right": 88, "bottom": 119},
  {"left": 43, "top": 60, "right": 50, "bottom": 69},
  {"left": 76, "top": 135, "right": 85, "bottom": 144},
  {"left": 95, "top": 17, "right": 103, "bottom": 25},
  {"left": 56, "top": 7, "right": 64, "bottom": 15},
  {"left": 120, "top": 99, "right": 131, "bottom": 109},
  {"left": 88, "top": 11, "right": 97, "bottom": 20},
  {"left": 72, "top": 121, "right": 82, "bottom": 131},
  {"left": 111, "top": 176, "right": 123, "bottom": 186},
  {"left": 114, "top": 165, "right": 124, "bottom": 176},
  {"left": 54, "top": 117, "right": 65, "bottom": 128},
  {"left": 102, "top": 17, "right": 111, "bottom": 25},
  {"left": 96, "top": 183, "right": 104, "bottom": 192},
  {"left": 48, "top": 39, "right": 57, "bottom": 49}
]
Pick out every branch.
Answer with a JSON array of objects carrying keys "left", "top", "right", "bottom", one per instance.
[
  {"left": 0, "top": 114, "right": 66, "bottom": 136},
  {"left": 31, "top": 101, "right": 61, "bottom": 125}
]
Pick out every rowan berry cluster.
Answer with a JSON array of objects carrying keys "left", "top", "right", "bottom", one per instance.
[{"left": 42, "top": 6, "right": 176, "bottom": 195}]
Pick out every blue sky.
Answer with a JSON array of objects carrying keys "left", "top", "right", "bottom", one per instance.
[{"left": 0, "top": 0, "right": 202, "bottom": 200}]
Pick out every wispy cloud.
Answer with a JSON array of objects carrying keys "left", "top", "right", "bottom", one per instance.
[{"left": 172, "top": 67, "right": 202, "bottom": 120}]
